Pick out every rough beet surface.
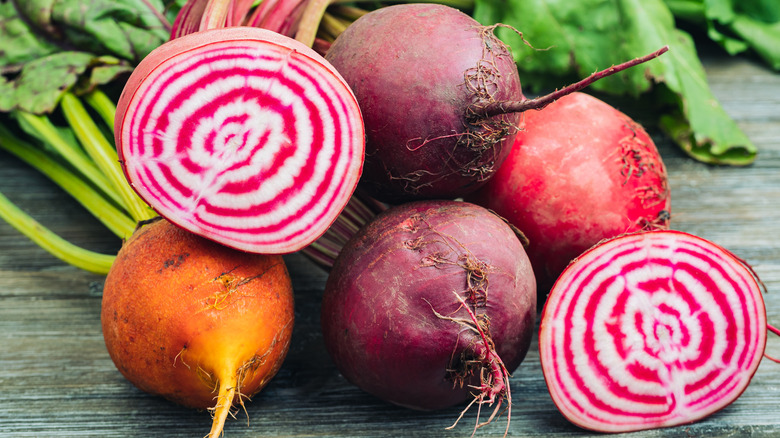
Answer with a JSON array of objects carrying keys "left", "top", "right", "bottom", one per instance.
[{"left": 321, "top": 200, "right": 536, "bottom": 417}]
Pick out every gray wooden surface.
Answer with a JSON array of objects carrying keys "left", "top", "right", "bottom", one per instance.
[{"left": 1, "top": 48, "right": 780, "bottom": 437}]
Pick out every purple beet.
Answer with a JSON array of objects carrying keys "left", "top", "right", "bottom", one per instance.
[
  {"left": 320, "top": 200, "right": 536, "bottom": 429},
  {"left": 325, "top": 4, "right": 522, "bottom": 202}
]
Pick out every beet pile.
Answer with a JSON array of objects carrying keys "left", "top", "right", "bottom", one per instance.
[{"left": 86, "top": 0, "right": 775, "bottom": 436}]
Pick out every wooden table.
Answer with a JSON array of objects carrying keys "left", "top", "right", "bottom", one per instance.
[{"left": 1, "top": 48, "right": 779, "bottom": 437}]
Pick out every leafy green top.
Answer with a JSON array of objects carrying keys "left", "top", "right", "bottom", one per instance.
[
  {"left": 473, "top": 0, "right": 762, "bottom": 165},
  {"left": 0, "top": 0, "right": 182, "bottom": 114}
]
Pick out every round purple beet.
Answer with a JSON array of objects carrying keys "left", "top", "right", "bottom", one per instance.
[
  {"left": 321, "top": 200, "right": 536, "bottom": 413},
  {"left": 325, "top": 4, "right": 523, "bottom": 203}
]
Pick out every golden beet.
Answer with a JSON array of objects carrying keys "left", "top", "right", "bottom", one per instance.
[{"left": 101, "top": 218, "right": 294, "bottom": 437}]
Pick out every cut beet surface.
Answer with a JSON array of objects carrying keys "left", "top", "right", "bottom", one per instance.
[
  {"left": 115, "top": 27, "right": 364, "bottom": 254},
  {"left": 539, "top": 230, "right": 766, "bottom": 433}
]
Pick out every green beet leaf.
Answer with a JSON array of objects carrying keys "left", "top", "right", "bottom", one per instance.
[
  {"left": 12, "top": 0, "right": 172, "bottom": 63},
  {"left": 0, "top": 0, "right": 182, "bottom": 114},
  {"left": 473, "top": 0, "right": 757, "bottom": 165},
  {"left": 0, "top": 52, "right": 132, "bottom": 114},
  {"left": 665, "top": 0, "right": 780, "bottom": 71}
]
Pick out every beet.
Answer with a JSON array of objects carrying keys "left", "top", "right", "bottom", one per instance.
[
  {"left": 539, "top": 230, "right": 766, "bottom": 432},
  {"left": 320, "top": 200, "right": 536, "bottom": 427},
  {"left": 115, "top": 27, "right": 364, "bottom": 254},
  {"left": 101, "top": 218, "right": 295, "bottom": 437},
  {"left": 325, "top": 4, "right": 523, "bottom": 202}
]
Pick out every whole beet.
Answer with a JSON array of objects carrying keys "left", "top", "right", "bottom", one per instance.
[
  {"left": 321, "top": 200, "right": 536, "bottom": 419},
  {"left": 325, "top": 4, "right": 523, "bottom": 202},
  {"left": 101, "top": 218, "right": 295, "bottom": 438}
]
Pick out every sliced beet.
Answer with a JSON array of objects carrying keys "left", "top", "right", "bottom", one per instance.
[{"left": 539, "top": 230, "right": 767, "bottom": 433}]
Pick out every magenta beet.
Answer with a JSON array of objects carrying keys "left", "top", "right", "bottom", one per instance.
[
  {"left": 539, "top": 230, "right": 767, "bottom": 433},
  {"left": 321, "top": 200, "right": 536, "bottom": 427},
  {"left": 115, "top": 27, "right": 364, "bottom": 254}
]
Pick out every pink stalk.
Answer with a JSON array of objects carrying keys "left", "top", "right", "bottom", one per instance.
[
  {"left": 171, "top": 0, "right": 209, "bottom": 38},
  {"left": 246, "top": 0, "right": 310, "bottom": 37},
  {"left": 245, "top": 0, "right": 281, "bottom": 27},
  {"left": 172, "top": 0, "right": 255, "bottom": 38},
  {"left": 229, "top": 0, "right": 257, "bottom": 26},
  {"left": 300, "top": 192, "right": 387, "bottom": 269}
]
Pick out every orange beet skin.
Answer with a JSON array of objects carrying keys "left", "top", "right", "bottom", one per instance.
[{"left": 101, "top": 218, "right": 294, "bottom": 437}]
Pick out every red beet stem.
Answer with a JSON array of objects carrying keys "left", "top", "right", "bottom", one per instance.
[{"left": 470, "top": 46, "right": 669, "bottom": 119}]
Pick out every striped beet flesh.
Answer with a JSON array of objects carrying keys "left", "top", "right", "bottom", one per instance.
[
  {"left": 115, "top": 27, "right": 364, "bottom": 254},
  {"left": 539, "top": 230, "right": 766, "bottom": 433}
]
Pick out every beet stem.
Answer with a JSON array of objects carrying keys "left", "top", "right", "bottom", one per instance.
[
  {"left": 471, "top": 46, "right": 669, "bottom": 118},
  {"left": 294, "top": 0, "right": 334, "bottom": 46},
  {"left": 765, "top": 353, "right": 780, "bottom": 364},
  {"left": 200, "top": 0, "right": 232, "bottom": 30}
]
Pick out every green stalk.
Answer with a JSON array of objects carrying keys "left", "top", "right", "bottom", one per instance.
[
  {"left": 328, "top": 4, "right": 368, "bottom": 22},
  {"left": 0, "top": 126, "right": 136, "bottom": 239},
  {"left": 14, "top": 111, "right": 124, "bottom": 207},
  {"left": 82, "top": 89, "right": 117, "bottom": 132},
  {"left": 0, "top": 190, "right": 115, "bottom": 274},
  {"left": 60, "top": 92, "right": 156, "bottom": 222},
  {"left": 320, "top": 12, "right": 351, "bottom": 40}
]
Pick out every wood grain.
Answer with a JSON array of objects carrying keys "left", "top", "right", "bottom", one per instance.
[{"left": 1, "top": 49, "right": 779, "bottom": 437}]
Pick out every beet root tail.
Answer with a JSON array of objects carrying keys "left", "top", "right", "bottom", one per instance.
[{"left": 208, "top": 373, "right": 239, "bottom": 438}]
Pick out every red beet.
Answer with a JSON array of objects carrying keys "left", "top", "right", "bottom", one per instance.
[
  {"left": 539, "top": 230, "right": 766, "bottom": 432},
  {"left": 320, "top": 200, "right": 536, "bottom": 428},
  {"left": 471, "top": 92, "right": 671, "bottom": 296}
]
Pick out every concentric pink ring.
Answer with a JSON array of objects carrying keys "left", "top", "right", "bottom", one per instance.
[{"left": 116, "top": 28, "right": 364, "bottom": 253}]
